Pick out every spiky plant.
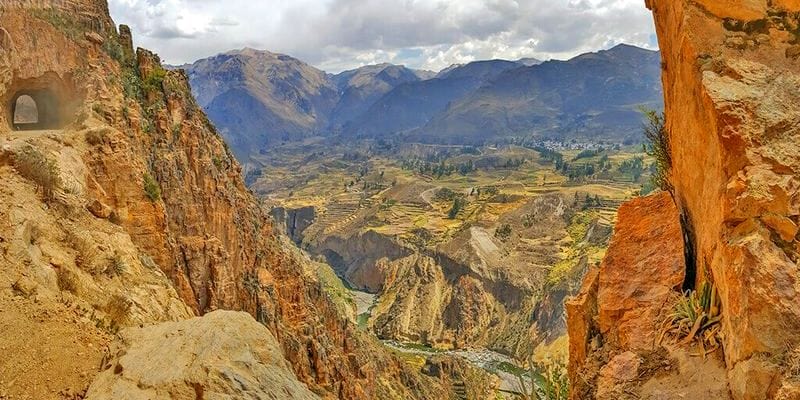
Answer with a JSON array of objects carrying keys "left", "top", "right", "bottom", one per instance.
[{"left": 660, "top": 281, "right": 722, "bottom": 356}]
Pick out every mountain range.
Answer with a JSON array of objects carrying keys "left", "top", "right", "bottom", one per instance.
[{"left": 182, "top": 45, "right": 662, "bottom": 159}]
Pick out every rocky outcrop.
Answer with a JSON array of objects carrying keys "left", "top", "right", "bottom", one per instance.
[
  {"left": 86, "top": 311, "right": 320, "bottom": 400},
  {"left": 567, "top": 193, "right": 686, "bottom": 399},
  {"left": 569, "top": 1, "right": 800, "bottom": 398},
  {"left": 647, "top": 0, "right": 800, "bottom": 397},
  {"left": 595, "top": 193, "right": 685, "bottom": 351}
]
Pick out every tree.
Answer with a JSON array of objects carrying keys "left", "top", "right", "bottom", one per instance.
[{"left": 447, "top": 197, "right": 465, "bottom": 219}]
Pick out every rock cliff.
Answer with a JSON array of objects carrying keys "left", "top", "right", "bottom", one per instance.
[
  {"left": 568, "top": 1, "right": 800, "bottom": 398},
  {"left": 0, "top": 1, "right": 453, "bottom": 398}
]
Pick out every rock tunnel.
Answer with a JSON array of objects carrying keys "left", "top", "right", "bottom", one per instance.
[{"left": 2, "top": 72, "right": 76, "bottom": 132}]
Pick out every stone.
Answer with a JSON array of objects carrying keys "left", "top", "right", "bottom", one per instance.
[
  {"left": 12, "top": 276, "right": 37, "bottom": 297},
  {"left": 596, "top": 351, "right": 642, "bottom": 400},
  {"left": 84, "top": 32, "right": 104, "bottom": 45},
  {"left": 85, "top": 311, "right": 320, "bottom": 400},
  {"left": 728, "top": 358, "right": 781, "bottom": 400},
  {"left": 596, "top": 192, "right": 685, "bottom": 351},
  {"left": 87, "top": 199, "right": 112, "bottom": 219},
  {"left": 786, "top": 45, "right": 800, "bottom": 60},
  {"left": 566, "top": 265, "right": 599, "bottom": 394},
  {"left": 761, "top": 213, "right": 799, "bottom": 242}
]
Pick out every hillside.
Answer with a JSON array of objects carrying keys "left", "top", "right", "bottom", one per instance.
[
  {"left": 0, "top": 2, "right": 479, "bottom": 398},
  {"left": 343, "top": 60, "right": 522, "bottom": 139},
  {"left": 184, "top": 48, "right": 339, "bottom": 159},
  {"left": 415, "top": 44, "right": 663, "bottom": 144},
  {"left": 184, "top": 47, "right": 661, "bottom": 159},
  {"left": 329, "top": 63, "right": 423, "bottom": 129}
]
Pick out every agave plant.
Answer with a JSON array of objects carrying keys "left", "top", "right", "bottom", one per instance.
[{"left": 659, "top": 281, "right": 723, "bottom": 356}]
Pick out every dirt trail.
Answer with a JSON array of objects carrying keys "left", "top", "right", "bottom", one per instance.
[{"left": 0, "top": 292, "right": 111, "bottom": 399}]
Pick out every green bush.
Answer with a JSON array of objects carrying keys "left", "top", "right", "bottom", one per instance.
[
  {"left": 447, "top": 197, "right": 466, "bottom": 219},
  {"left": 641, "top": 108, "right": 672, "bottom": 192},
  {"left": 142, "top": 67, "right": 167, "bottom": 94},
  {"left": 143, "top": 173, "right": 161, "bottom": 202},
  {"left": 495, "top": 224, "right": 513, "bottom": 241}
]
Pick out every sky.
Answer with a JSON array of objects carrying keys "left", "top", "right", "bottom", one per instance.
[{"left": 108, "top": 0, "right": 658, "bottom": 73}]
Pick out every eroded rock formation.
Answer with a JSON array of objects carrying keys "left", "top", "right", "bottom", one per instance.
[
  {"left": 0, "top": 1, "right": 455, "bottom": 398},
  {"left": 569, "top": 1, "right": 800, "bottom": 398}
]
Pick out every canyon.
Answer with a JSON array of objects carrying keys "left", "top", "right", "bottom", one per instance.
[
  {"left": 0, "top": 1, "right": 485, "bottom": 398},
  {"left": 0, "top": 0, "right": 798, "bottom": 399}
]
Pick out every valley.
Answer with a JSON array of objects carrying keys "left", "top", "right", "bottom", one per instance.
[
  {"left": 250, "top": 136, "right": 654, "bottom": 394},
  {"left": 3, "top": 0, "right": 799, "bottom": 399}
]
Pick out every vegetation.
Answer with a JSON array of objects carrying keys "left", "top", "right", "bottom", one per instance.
[
  {"left": 85, "top": 128, "right": 110, "bottom": 146},
  {"left": 573, "top": 149, "right": 601, "bottom": 161},
  {"left": 533, "top": 147, "right": 565, "bottom": 169},
  {"left": 108, "top": 253, "right": 128, "bottom": 277},
  {"left": 32, "top": 9, "right": 83, "bottom": 41},
  {"left": 447, "top": 197, "right": 466, "bottom": 219},
  {"left": 143, "top": 173, "right": 161, "bottom": 202},
  {"left": 57, "top": 267, "right": 80, "bottom": 294},
  {"left": 660, "top": 281, "right": 722, "bottom": 356},
  {"left": 495, "top": 224, "right": 513, "bottom": 241},
  {"left": 12, "top": 145, "right": 62, "bottom": 201},
  {"left": 641, "top": 108, "right": 672, "bottom": 192},
  {"left": 142, "top": 66, "right": 167, "bottom": 94},
  {"left": 512, "top": 357, "right": 569, "bottom": 400},
  {"left": 617, "top": 156, "right": 645, "bottom": 181}
]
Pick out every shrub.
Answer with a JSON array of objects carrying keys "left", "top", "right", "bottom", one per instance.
[
  {"left": 513, "top": 357, "right": 569, "bottom": 400},
  {"left": 447, "top": 197, "right": 466, "bottom": 219},
  {"left": 659, "top": 281, "right": 722, "bottom": 354},
  {"left": 142, "top": 67, "right": 167, "bottom": 94},
  {"left": 105, "top": 294, "right": 132, "bottom": 332},
  {"left": 143, "top": 173, "right": 161, "bottom": 202},
  {"left": 495, "top": 224, "right": 513, "bottom": 241},
  {"left": 85, "top": 128, "right": 109, "bottom": 146},
  {"left": 57, "top": 268, "right": 80, "bottom": 294},
  {"left": 641, "top": 108, "right": 673, "bottom": 193},
  {"left": 108, "top": 253, "right": 127, "bottom": 277},
  {"left": 13, "top": 145, "right": 62, "bottom": 201}
]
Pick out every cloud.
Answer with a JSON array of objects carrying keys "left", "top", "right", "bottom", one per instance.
[{"left": 108, "top": 0, "right": 656, "bottom": 72}]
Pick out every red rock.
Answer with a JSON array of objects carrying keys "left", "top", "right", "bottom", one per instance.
[
  {"left": 596, "top": 192, "right": 685, "bottom": 351},
  {"left": 566, "top": 265, "right": 599, "bottom": 396}
]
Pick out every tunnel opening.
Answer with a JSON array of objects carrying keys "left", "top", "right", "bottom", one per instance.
[
  {"left": 13, "top": 95, "right": 38, "bottom": 127},
  {"left": 2, "top": 72, "right": 79, "bottom": 133},
  {"left": 10, "top": 89, "right": 62, "bottom": 131}
]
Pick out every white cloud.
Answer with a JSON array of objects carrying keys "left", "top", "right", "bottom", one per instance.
[{"left": 108, "top": 0, "right": 656, "bottom": 72}]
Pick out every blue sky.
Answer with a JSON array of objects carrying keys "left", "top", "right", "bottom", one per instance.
[{"left": 108, "top": 0, "right": 657, "bottom": 73}]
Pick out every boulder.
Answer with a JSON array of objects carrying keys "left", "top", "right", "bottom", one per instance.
[
  {"left": 85, "top": 311, "right": 320, "bottom": 400},
  {"left": 596, "top": 192, "right": 685, "bottom": 351}
]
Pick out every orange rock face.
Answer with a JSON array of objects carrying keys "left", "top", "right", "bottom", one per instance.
[
  {"left": 566, "top": 193, "right": 685, "bottom": 399},
  {"left": 596, "top": 193, "right": 685, "bottom": 351},
  {"left": 569, "top": 1, "right": 800, "bottom": 398},
  {"left": 648, "top": 0, "right": 800, "bottom": 397}
]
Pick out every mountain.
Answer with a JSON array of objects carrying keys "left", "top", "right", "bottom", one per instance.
[
  {"left": 329, "top": 63, "right": 422, "bottom": 129},
  {"left": 516, "top": 57, "right": 543, "bottom": 66},
  {"left": 185, "top": 45, "right": 662, "bottom": 158},
  {"left": 412, "top": 44, "right": 663, "bottom": 144},
  {"left": 184, "top": 48, "right": 339, "bottom": 158},
  {"left": 343, "top": 60, "right": 522, "bottom": 138}
]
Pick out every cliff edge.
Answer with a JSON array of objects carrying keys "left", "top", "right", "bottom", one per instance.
[{"left": 568, "top": 1, "right": 800, "bottom": 399}]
